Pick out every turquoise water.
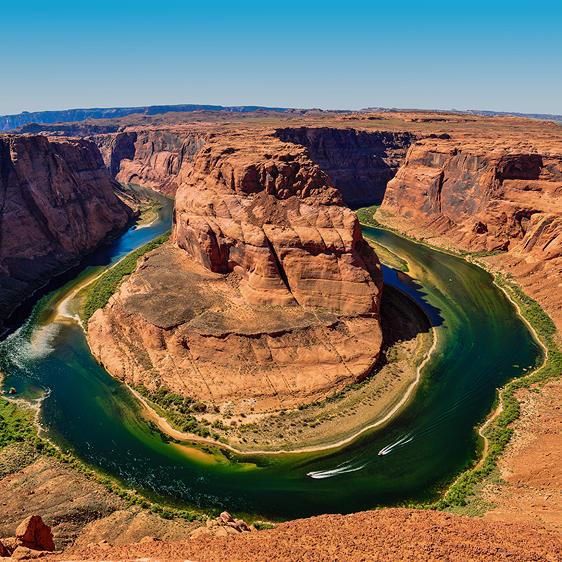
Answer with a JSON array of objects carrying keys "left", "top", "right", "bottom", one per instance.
[{"left": 0, "top": 211, "right": 542, "bottom": 519}]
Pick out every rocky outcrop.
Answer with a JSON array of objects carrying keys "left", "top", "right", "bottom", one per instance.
[
  {"left": 87, "top": 133, "right": 383, "bottom": 412},
  {"left": 16, "top": 516, "right": 55, "bottom": 552},
  {"left": 275, "top": 127, "right": 417, "bottom": 206},
  {"left": 0, "top": 134, "right": 135, "bottom": 327},
  {"left": 380, "top": 135, "right": 562, "bottom": 331},
  {"left": 382, "top": 136, "right": 562, "bottom": 254},
  {"left": 0, "top": 515, "right": 55, "bottom": 558},
  {"left": 190, "top": 512, "right": 253, "bottom": 539},
  {"left": 93, "top": 128, "right": 208, "bottom": 197}
]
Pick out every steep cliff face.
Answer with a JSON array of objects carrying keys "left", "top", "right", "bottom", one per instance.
[
  {"left": 382, "top": 137, "right": 562, "bottom": 254},
  {"left": 87, "top": 133, "right": 383, "bottom": 412},
  {"left": 380, "top": 135, "right": 562, "bottom": 331},
  {"left": 274, "top": 127, "right": 417, "bottom": 206},
  {"left": 0, "top": 135, "right": 135, "bottom": 325},
  {"left": 93, "top": 128, "right": 208, "bottom": 197}
]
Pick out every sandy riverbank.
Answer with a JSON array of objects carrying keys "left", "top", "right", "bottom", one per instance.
[{"left": 124, "top": 278, "right": 436, "bottom": 456}]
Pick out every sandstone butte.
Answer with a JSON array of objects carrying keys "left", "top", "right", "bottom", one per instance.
[
  {"left": 0, "top": 134, "right": 135, "bottom": 329},
  {"left": 381, "top": 132, "right": 562, "bottom": 334},
  {"left": 86, "top": 132, "right": 384, "bottom": 412}
]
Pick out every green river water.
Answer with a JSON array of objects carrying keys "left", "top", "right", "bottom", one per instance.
[{"left": 0, "top": 198, "right": 542, "bottom": 520}]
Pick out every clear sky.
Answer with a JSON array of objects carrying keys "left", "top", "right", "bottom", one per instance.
[{"left": 1, "top": 0, "right": 561, "bottom": 116}]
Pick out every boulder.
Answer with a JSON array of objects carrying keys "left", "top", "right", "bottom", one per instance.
[{"left": 15, "top": 515, "right": 55, "bottom": 552}]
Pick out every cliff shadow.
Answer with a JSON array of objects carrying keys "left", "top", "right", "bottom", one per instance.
[{"left": 379, "top": 282, "right": 442, "bottom": 365}]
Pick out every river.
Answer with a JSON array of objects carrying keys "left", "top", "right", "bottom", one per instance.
[{"left": 0, "top": 196, "right": 542, "bottom": 520}]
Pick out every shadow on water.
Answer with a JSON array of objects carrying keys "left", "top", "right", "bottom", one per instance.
[{"left": 381, "top": 265, "right": 444, "bottom": 329}]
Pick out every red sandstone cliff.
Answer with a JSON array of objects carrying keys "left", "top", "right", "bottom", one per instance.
[
  {"left": 0, "top": 134, "right": 135, "bottom": 325},
  {"left": 275, "top": 127, "right": 417, "bottom": 205},
  {"left": 92, "top": 128, "right": 209, "bottom": 197},
  {"left": 87, "top": 133, "right": 383, "bottom": 412},
  {"left": 381, "top": 135, "right": 562, "bottom": 330}
]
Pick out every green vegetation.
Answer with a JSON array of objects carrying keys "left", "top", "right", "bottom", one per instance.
[
  {"left": 0, "top": 396, "right": 208, "bottom": 522},
  {"left": 253, "top": 522, "right": 276, "bottom": 530},
  {"left": 0, "top": 398, "right": 36, "bottom": 448},
  {"left": 433, "top": 273, "right": 560, "bottom": 512},
  {"left": 133, "top": 384, "right": 215, "bottom": 439},
  {"left": 355, "top": 205, "right": 382, "bottom": 227},
  {"left": 80, "top": 230, "right": 170, "bottom": 326}
]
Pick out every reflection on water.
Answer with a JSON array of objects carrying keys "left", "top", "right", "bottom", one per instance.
[{"left": 0, "top": 216, "right": 543, "bottom": 519}]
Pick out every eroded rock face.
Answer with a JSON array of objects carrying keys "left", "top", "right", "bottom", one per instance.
[
  {"left": 275, "top": 127, "right": 417, "bottom": 206},
  {"left": 381, "top": 135, "right": 562, "bottom": 333},
  {"left": 382, "top": 137, "right": 562, "bottom": 255},
  {"left": 0, "top": 134, "right": 134, "bottom": 326},
  {"left": 94, "top": 128, "right": 208, "bottom": 197},
  {"left": 88, "top": 133, "right": 383, "bottom": 412},
  {"left": 172, "top": 134, "right": 382, "bottom": 314}
]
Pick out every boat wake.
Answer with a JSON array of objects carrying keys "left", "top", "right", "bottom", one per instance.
[
  {"left": 307, "top": 460, "right": 366, "bottom": 479},
  {"left": 377, "top": 434, "right": 414, "bottom": 456}
]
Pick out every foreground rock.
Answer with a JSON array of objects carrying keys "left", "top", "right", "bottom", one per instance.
[
  {"left": 0, "top": 134, "right": 135, "bottom": 328},
  {"left": 88, "top": 132, "right": 383, "bottom": 412},
  {"left": 0, "top": 514, "right": 55, "bottom": 559},
  {"left": 0, "top": 444, "right": 199, "bottom": 551},
  {"left": 381, "top": 134, "right": 562, "bottom": 332},
  {"left": 41, "top": 509, "right": 562, "bottom": 562}
]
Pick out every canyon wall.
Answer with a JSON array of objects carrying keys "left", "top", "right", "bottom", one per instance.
[
  {"left": 274, "top": 127, "right": 417, "bottom": 206},
  {"left": 0, "top": 135, "right": 135, "bottom": 326},
  {"left": 381, "top": 135, "right": 562, "bottom": 331},
  {"left": 93, "top": 125, "right": 416, "bottom": 204},
  {"left": 87, "top": 133, "right": 384, "bottom": 412},
  {"left": 93, "top": 128, "right": 208, "bottom": 197}
]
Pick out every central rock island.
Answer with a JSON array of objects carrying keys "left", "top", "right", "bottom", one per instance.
[{"left": 87, "top": 132, "right": 383, "bottom": 414}]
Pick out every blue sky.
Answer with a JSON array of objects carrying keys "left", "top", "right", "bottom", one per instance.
[{"left": 1, "top": 1, "right": 560, "bottom": 116}]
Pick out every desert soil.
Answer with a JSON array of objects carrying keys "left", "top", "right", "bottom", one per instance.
[{"left": 41, "top": 508, "right": 562, "bottom": 562}]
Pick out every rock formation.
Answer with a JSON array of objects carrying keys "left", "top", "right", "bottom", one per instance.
[
  {"left": 381, "top": 135, "right": 562, "bottom": 331},
  {"left": 87, "top": 133, "right": 383, "bottom": 412},
  {"left": 92, "top": 128, "right": 208, "bottom": 197},
  {"left": 275, "top": 127, "right": 417, "bottom": 206},
  {"left": 0, "top": 514, "right": 55, "bottom": 558},
  {"left": 0, "top": 134, "right": 135, "bottom": 327}
]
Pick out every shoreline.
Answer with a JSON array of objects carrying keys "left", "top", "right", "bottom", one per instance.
[
  {"left": 364, "top": 213, "right": 554, "bottom": 491},
  {"left": 128, "top": 320, "right": 438, "bottom": 458},
  {"left": 473, "top": 282, "right": 550, "bottom": 467}
]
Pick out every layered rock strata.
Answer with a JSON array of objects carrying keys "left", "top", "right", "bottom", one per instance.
[
  {"left": 275, "top": 127, "right": 417, "bottom": 206},
  {"left": 0, "top": 134, "right": 135, "bottom": 326},
  {"left": 381, "top": 135, "right": 562, "bottom": 331},
  {"left": 93, "top": 128, "right": 208, "bottom": 197},
  {"left": 88, "top": 134, "right": 383, "bottom": 412}
]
